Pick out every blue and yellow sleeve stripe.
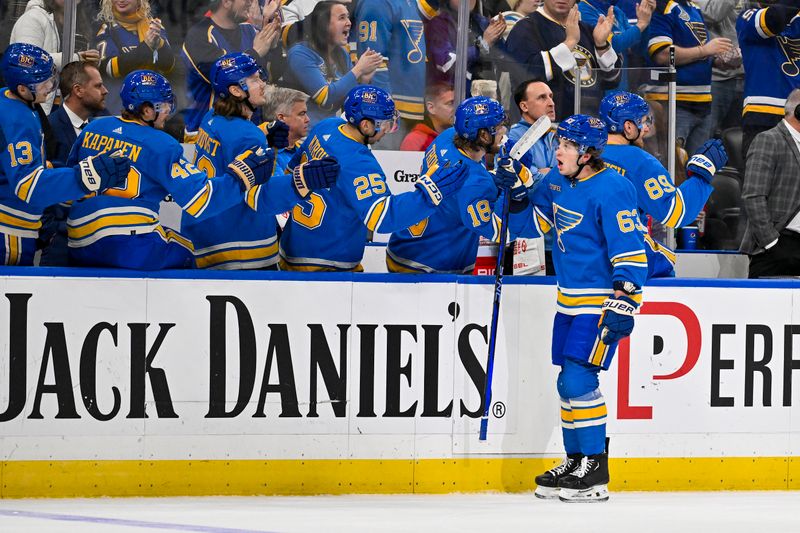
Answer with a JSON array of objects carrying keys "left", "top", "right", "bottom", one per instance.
[
  {"left": 661, "top": 188, "right": 686, "bottom": 228},
  {"left": 611, "top": 249, "right": 648, "bottom": 269},
  {"left": 365, "top": 196, "right": 389, "bottom": 232},
  {"left": 184, "top": 182, "right": 213, "bottom": 217}
]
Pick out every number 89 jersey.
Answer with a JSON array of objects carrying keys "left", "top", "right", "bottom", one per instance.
[{"left": 280, "top": 117, "right": 436, "bottom": 271}]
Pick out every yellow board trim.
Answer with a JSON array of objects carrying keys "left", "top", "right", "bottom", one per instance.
[{"left": 0, "top": 457, "right": 796, "bottom": 497}]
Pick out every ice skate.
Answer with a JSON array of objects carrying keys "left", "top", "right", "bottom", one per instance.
[
  {"left": 557, "top": 453, "right": 610, "bottom": 503},
  {"left": 534, "top": 453, "right": 583, "bottom": 499}
]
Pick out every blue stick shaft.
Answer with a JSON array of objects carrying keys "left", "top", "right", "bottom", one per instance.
[{"left": 479, "top": 191, "right": 511, "bottom": 441}]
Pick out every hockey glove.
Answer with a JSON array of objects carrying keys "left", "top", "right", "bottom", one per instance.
[
  {"left": 75, "top": 150, "right": 131, "bottom": 194},
  {"left": 416, "top": 160, "right": 467, "bottom": 207},
  {"left": 227, "top": 147, "right": 275, "bottom": 191},
  {"left": 495, "top": 155, "right": 534, "bottom": 191},
  {"left": 686, "top": 138, "right": 727, "bottom": 184},
  {"left": 597, "top": 294, "right": 638, "bottom": 344},
  {"left": 265, "top": 120, "right": 290, "bottom": 150},
  {"left": 292, "top": 156, "right": 340, "bottom": 197}
]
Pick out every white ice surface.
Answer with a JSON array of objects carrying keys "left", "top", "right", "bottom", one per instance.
[{"left": 1, "top": 492, "right": 799, "bottom": 533}]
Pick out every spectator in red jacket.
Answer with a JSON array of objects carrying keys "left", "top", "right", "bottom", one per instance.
[{"left": 400, "top": 83, "right": 455, "bottom": 151}]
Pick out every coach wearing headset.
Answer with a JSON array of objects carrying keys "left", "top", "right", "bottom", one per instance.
[{"left": 740, "top": 89, "right": 800, "bottom": 278}]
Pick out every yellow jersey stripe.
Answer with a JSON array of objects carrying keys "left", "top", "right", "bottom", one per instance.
[
  {"left": 365, "top": 197, "right": 388, "bottom": 232},
  {"left": 0, "top": 211, "right": 43, "bottom": 231},
  {"left": 646, "top": 92, "right": 712, "bottom": 103},
  {"left": 196, "top": 243, "right": 279, "bottom": 268},
  {"left": 313, "top": 85, "right": 330, "bottom": 106},
  {"left": 759, "top": 9, "right": 775, "bottom": 38},
  {"left": 663, "top": 190, "right": 686, "bottom": 227},
  {"left": 245, "top": 184, "right": 260, "bottom": 211},
  {"left": 743, "top": 104, "right": 785, "bottom": 116},
  {"left": 393, "top": 100, "right": 425, "bottom": 113},
  {"left": 68, "top": 214, "right": 157, "bottom": 240},
  {"left": 185, "top": 183, "right": 212, "bottom": 217},
  {"left": 15, "top": 167, "right": 43, "bottom": 203}
]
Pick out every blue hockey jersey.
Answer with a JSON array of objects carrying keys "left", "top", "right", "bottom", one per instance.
[
  {"left": 737, "top": 7, "right": 800, "bottom": 128},
  {"left": 279, "top": 117, "right": 440, "bottom": 271},
  {"left": 603, "top": 143, "right": 712, "bottom": 229},
  {"left": 386, "top": 131, "right": 503, "bottom": 273},
  {"left": 646, "top": 0, "right": 712, "bottom": 103},
  {"left": 514, "top": 167, "right": 647, "bottom": 314},
  {"left": 181, "top": 111, "right": 299, "bottom": 269},
  {"left": 66, "top": 116, "right": 250, "bottom": 251},
  {"left": 353, "top": 0, "right": 439, "bottom": 120},
  {"left": 0, "top": 89, "right": 91, "bottom": 240}
]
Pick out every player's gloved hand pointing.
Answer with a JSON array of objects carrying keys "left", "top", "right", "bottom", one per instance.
[
  {"left": 597, "top": 294, "right": 638, "bottom": 345},
  {"left": 227, "top": 146, "right": 276, "bottom": 191},
  {"left": 265, "top": 120, "right": 290, "bottom": 150},
  {"left": 686, "top": 138, "right": 727, "bottom": 183},
  {"left": 416, "top": 160, "right": 467, "bottom": 207},
  {"left": 75, "top": 150, "right": 131, "bottom": 194},
  {"left": 292, "top": 156, "right": 340, "bottom": 197}
]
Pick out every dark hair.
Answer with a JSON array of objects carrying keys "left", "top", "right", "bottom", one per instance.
[
  {"left": 213, "top": 94, "right": 246, "bottom": 118},
  {"left": 59, "top": 61, "right": 96, "bottom": 99},
  {"left": 425, "top": 82, "right": 454, "bottom": 102},
  {"left": 306, "top": 1, "right": 349, "bottom": 76},
  {"left": 586, "top": 148, "right": 605, "bottom": 171},
  {"left": 513, "top": 78, "right": 547, "bottom": 110}
]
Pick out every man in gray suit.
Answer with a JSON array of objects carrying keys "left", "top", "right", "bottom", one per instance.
[{"left": 741, "top": 89, "right": 800, "bottom": 278}]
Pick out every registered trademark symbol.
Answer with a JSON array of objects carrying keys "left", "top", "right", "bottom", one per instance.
[{"left": 492, "top": 401, "right": 505, "bottom": 418}]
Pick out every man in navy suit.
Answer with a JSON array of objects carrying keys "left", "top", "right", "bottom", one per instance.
[
  {"left": 44, "top": 61, "right": 109, "bottom": 266},
  {"left": 48, "top": 61, "right": 109, "bottom": 167}
]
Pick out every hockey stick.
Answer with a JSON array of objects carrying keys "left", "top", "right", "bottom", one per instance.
[{"left": 479, "top": 115, "right": 552, "bottom": 441}]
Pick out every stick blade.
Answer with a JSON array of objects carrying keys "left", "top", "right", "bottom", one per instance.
[{"left": 509, "top": 115, "right": 552, "bottom": 161}]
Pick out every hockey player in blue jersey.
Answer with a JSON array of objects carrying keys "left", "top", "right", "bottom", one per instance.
[
  {"left": 510, "top": 115, "right": 647, "bottom": 502},
  {"left": 0, "top": 43, "right": 130, "bottom": 266},
  {"left": 279, "top": 85, "right": 470, "bottom": 271},
  {"left": 66, "top": 69, "right": 283, "bottom": 270},
  {"left": 386, "top": 96, "right": 526, "bottom": 273},
  {"left": 599, "top": 91, "right": 728, "bottom": 277},
  {"left": 182, "top": 52, "right": 338, "bottom": 270}
]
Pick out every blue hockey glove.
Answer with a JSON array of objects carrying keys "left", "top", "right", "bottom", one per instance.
[
  {"left": 686, "top": 138, "right": 727, "bottom": 183},
  {"left": 597, "top": 294, "right": 638, "bottom": 345},
  {"left": 227, "top": 147, "right": 275, "bottom": 191},
  {"left": 508, "top": 183, "right": 531, "bottom": 213},
  {"left": 416, "top": 160, "right": 467, "bottom": 207},
  {"left": 265, "top": 120, "right": 290, "bottom": 150},
  {"left": 75, "top": 150, "right": 131, "bottom": 194},
  {"left": 292, "top": 156, "right": 340, "bottom": 197}
]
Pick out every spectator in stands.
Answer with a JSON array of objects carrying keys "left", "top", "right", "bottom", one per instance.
[
  {"left": 695, "top": 0, "right": 745, "bottom": 138},
  {"left": 262, "top": 87, "right": 311, "bottom": 175},
  {"left": 498, "top": 0, "right": 538, "bottom": 114},
  {"left": 645, "top": 0, "right": 732, "bottom": 153},
  {"left": 425, "top": 0, "right": 507, "bottom": 94},
  {"left": 48, "top": 61, "right": 109, "bottom": 167},
  {"left": 181, "top": 0, "right": 282, "bottom": 135},
  {"left": 284, "top": 1, "right": 383, "bottom": 123},
  {"left": 737, "top": 0, "right": 800, "bottom": 161},
  {"left": 505, "top": 0, "right": 621, "bottom": 118},
  {"left": 740, "top": 89, "right": 800, "bottom": 278},
  {"left": 400, "top": 83, "right": 455, "bottom": 151},
  {"left": 280, "top": 0, "right": 353, "bottom": 47},
  {"left": 93, "top": 0, "right": 175, "bottom": 114},
  {"left": 11, "top": 0, "right": 101, "bottom": 113},
  {"left": 578, "top": 0, "right": 655, "bottom": 92},
  {"left": 352, "top": 0, "right": 441, "bottom": 147}
]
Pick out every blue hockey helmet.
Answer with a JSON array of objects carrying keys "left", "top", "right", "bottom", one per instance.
[
  {"left": 343, "top": 85, "right": 398, "bottom": 129},
  {"left": 557, "top": 114, "right": 608, "bottom": 154},
  {"left": 454, "top": 96, "right": 507, "bottom": 141},
  {"left": 211, "top": 52, "right": 262, "bottom": 99},
  {"left": 1, "top": 43, "right": 57, "bottom": 97},
  {"left": 120, "top": 70, "right": 175, "bottom": 115},
  {"left": 599, "top": 91, "right": 651, "bottom": 133}
]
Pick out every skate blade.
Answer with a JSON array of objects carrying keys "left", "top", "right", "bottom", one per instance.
[
  {"left": 558, "top": 484, "right": 609, "bottom": 503},
  {"left": 534, "top": 486, "right": 560, "bottom": 499}
]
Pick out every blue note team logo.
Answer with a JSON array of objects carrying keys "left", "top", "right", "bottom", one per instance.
[
  {"left": 17, "top": 54, "right": 35, "bottom": 68},
  {"left": 362, "top": 91, "right": 378, "bottom": 104}
]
